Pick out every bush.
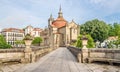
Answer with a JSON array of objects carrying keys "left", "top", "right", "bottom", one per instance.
[
  {"left": 86, "top": 35, "right": 95, "bottom": 48},
  {"left": 76, "top": 35, "right": 83, "bottom": 48},
  {"left": 0, "top": 35, "right": 12, "bottom": 49},
  {"left": 32, "top": 37, "right": 42, "bottom": 46},
  {"left": 23, "top": 34, "right": 33, "bottom": 40},
  {"left": 76, "top": 34, "right": 95, "bottom": 48}
]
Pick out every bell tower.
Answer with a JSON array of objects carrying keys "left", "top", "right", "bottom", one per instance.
[
  {"left": 48, "top": 14, "right": 54, "bottom": 26},
  {"left": 58, "top": 5, "right": 63, "bottom": 18}
]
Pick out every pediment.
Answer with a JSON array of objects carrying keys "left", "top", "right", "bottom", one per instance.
[{"left": 68, "top": 22, "right": 78, "bottom": 28}]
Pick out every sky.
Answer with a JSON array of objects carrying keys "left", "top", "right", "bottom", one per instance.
[{"left": 0, "top": 0, "right": 120, "bottom": 30}]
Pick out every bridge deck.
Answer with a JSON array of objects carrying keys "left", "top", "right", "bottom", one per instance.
[{"left": 14, "top": 47, "right": 120, "bottom": 72}]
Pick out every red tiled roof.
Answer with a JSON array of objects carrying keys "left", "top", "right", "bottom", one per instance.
[
  {"left": 52, "top": 17, "right": 67, "bottom": 28},
  {"left": 33, "top": 28, "right": 43, "bottom": 32},
  {"left": 2, "top": 28, "right": 24, "bottom": 33}
]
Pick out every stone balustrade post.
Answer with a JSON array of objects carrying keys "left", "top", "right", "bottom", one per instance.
[
  {"left": 77, "top": 53, "right": 82, "bottom": 63},
  {"left": 22, "top": 40, "right": 35, "bottom": 63},
  {"left": 81, "top": 48, "right": 88, "bottom": 63},
  {"left": 81, "top": 34, "right": 89, "bottom": 63},
  {"left": 31, "top": 52, "right": 35, "bottom": 63}
]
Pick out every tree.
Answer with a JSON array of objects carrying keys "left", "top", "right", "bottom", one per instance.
[
  {"left": 108, "top": 23, "right": 120, "bottom": 37},
  {"left": 80, "top": 19, "right": 109, "bottom": 42},
  {"left": 113, "top": 23, "right": 120, "bottom": 37},
  {"left": 108, "top": 23, "right": 120, "bottom": 48},
  {"left": 86, "top": 35, "right": 95, "bottom": 48},
  {"left": 108, "top": 24, "right": 116, "bottom": 36},
  {"left": 112, "top": 34, "right": 120, "bottom": 48},
  {"left": 0, "top": 35, "right": 12, "bottom": 49},
  {"left": 76, "top": 35, "right": 83, "bottom": 48},
  {"left": 76, "top": 34, "right": 95, "bottom": 48},
  {"left": 15, "top": 40, "right": 25, "bottom": 47},
  {"left": 32, "top": 37, "right": 42, "bottom": 46}
]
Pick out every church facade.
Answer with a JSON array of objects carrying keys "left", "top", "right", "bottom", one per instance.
[{"left": 41, "top": 7, "right": 80, "bottom": 47}]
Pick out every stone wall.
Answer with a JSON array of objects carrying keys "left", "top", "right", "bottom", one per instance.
[
  {"left": 67, "top": 46, "right": 81, "bottom": 57},
  {"left": 67, "top": 46, "right": 81, "bottom": 62},
  {"left": 32, "top": 46, "right": 55, "bottom": 62},
  {"left": 67, "top": 46, "right": 120, "bottom": 64},
  {"left": 88, "top": 48, "right": 120, "bottom": 64},
  {"left": 0, "top": 47, "right": 55, "bottom": 64},
  {"left": 0, "top": 48, "right": 24, "bottom": 64}
]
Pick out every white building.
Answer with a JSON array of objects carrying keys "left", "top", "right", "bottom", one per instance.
[
  {"left": 1, "top": 28, "right": 24, "bottom": 47},
  {"left": 24, "top": 25, "right": 43, "bottom": 37},
  {"left": 24, "top": 25, "right": 34, "bottom": 36},
  {"left": 33, "top": 28, "right": 43, "bottom": 37}
]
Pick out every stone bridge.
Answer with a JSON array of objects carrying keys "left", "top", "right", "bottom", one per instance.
[
  {"left": 68, "top": 46, "right": 120, "bottom": 64},
  {"left": 0, "top": 46, "right": 56, "bottom": 64},
  {"left": 0, "top": 47, "right": 120, "bottom": 72}
]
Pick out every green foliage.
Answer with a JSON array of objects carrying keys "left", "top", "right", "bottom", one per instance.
[
  {"left": 76, "top": 34, "right": 95, "bottom": 48},
  {"left": 76, "top": 39, "right": 82, "bottom": 48},
  {"left": 107, "top": 41, "right": 113, "bottom": 48},
  {"left": 108, "top": 23, "right": 120, "bottom": 37},
  {"left": 80, "top": 19, "right": 109, "bottom": 42},
  {"left": 32, "top": 37, "right": 42, "bottom": 46},
  {"left": 113, "top": 23, "right": 120, "bottom": 37},
  {"left": 86, "top": 35, "right": 95, "bottom": 48},
  {"left": 112, "top": 37, "right": 120, "bottom": 48},
  {"left": 15, "top": 40, "right": 25, "bottom": 47},
  {"left": 107, "top": 23, "right": 120, "bottom": 48},
  {"left": 71, "top": 42, "right": 77, "bottom": 46},
  {"left": 108, "top": 24, "right": 116, "bottom": 36},
  {"left": 0, "top": 35, "right": 12, "bottom": 49},
  {"left": 15, "top": 40, "right": 25, "bottom": 44},
  {"left": 107, "top": 37, "right": 120, "bottom": 48},
  {"left": 76, "top": 35, "right": 83, "bottom": 48},
  {"left": 24, "top": 34, "right": 33, "bottom": 40},
  {"left": 107, "top": 37, "right": 120, "bottom": 49}
]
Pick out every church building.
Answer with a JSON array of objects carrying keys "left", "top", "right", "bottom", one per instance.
[{"left": 41, "top": 7, "right": 80, "bottom": 47}]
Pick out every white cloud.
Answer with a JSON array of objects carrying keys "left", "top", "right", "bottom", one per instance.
[
  {"left": 0, "top": 13, "right": 45, "bottom": 28},
  {"left": 0, "top": 0, "right": 120, "bottom": 29},
  {"left": 101, "top": 0, "right": 120, "bottom": 12},
  {"left": 90, "top": 0, "right": 105, "bottom": 4},
  {"left": 0, "top": 0, "right": 69, "bottom": 29},
  {"left": 88, "top": 0, "right": 120, "bottom": 16},
  {"left": 0, "top": 0, "right": 47, "bottom": 29},
  {"left": 90, "top": 0, "right": 120, "bottom": 11}
]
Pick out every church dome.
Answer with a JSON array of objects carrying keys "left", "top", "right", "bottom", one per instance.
[
  {"left": 52, "top": 17, "right": 67, "bottom": 28},
  {"left": 51, "top": 6, "right": 67, "bottom": 28}
]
